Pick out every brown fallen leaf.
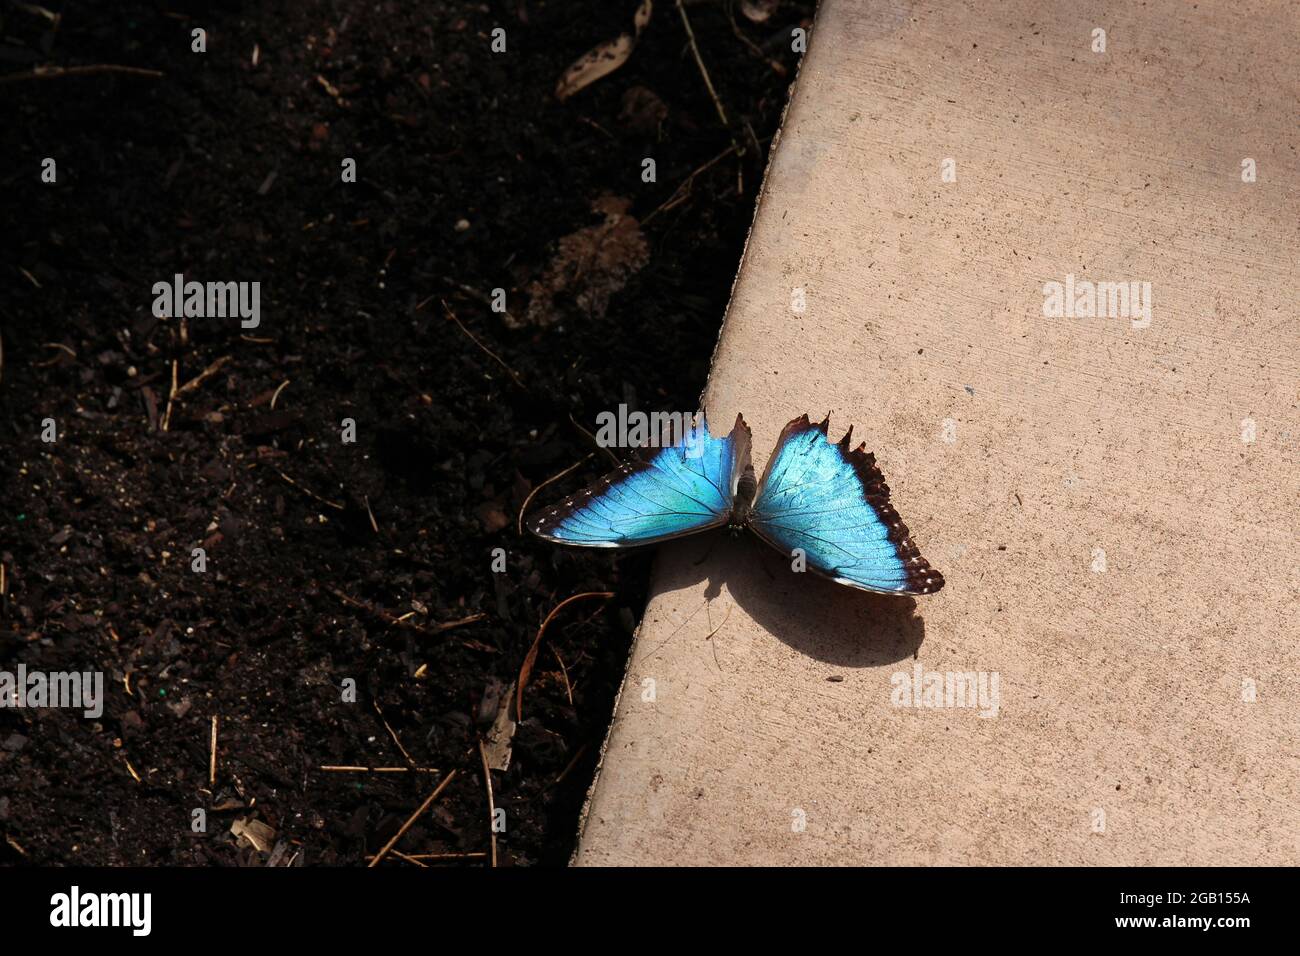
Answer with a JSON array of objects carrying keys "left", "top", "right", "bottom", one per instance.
[
  {"left": 480, "top": 679, "right": 518, "bottom": 772},
  {"left": 522, "top": 195, "right": 649, "bottom": 328},
  {"left": 231, "top": 816, "right": 276, "bottom": 853},
  {"left": 555, "top": 0, "right": 653, "bottom": 101}
]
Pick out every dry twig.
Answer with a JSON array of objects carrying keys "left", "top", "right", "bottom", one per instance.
[
  {"left": 274, "top": 470, "right": 345, "bottom": 510},
  {"left": 330, "top": 587, "right": 485, "bottom": 635},
  {"left": 320, "top": 765, "right": 441, "bottom": 774},
  {"left": 374, "top": 702, "right": 415, "bottom": 767},
  {"left": 477, "top": 738, "right": 499, "bottom": 867},
  {"left": 517, "top": 591, "right": 613, "bottom": 720},
  {"left": 0, "top": 64, "right": 164, "bottom": 85},
  {"left": 209, "top": 716, "right": 219, "bottom": 786},
  {"left": 161, "top": 360, "right": 179, "bottom": 432},
  {"left": 367, "top": 770, "right": 458, "bottom": 868},
  {"left": 442, "top": 300, "right": 526, "bottom": 390},
  {"left": 178, "top": 355, "right": 232, "bottom": 396}
]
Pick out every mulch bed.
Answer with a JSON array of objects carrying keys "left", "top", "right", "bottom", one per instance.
[{"left": 0, "top": 0, "right": 812, "bottom": 865}]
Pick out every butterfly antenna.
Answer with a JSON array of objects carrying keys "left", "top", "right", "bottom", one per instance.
[
  {"left": 643, "top": 598, "right": 711, "bottom": 662},
  {"left": 705, "top": 603, "right": 732, "bottom": 672}
]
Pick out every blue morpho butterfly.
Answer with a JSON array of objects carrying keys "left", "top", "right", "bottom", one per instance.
[{"left": 528, "top": 412, "right": 944, "bottom": 596}]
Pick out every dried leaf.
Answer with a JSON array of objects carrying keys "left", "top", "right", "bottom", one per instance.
[
  {"left": 523, "top": 196, "right": 649, "bottom": 328},
  {"left": 555, "top": 0, "right": 653, "bottom": 101},
  {"left": 481, "top": 680, "right": 518, "bottom": 772},
  {"left": 265, "top": 839, "right": 292, "bottom": 867},
  {"left": 231, "top": 816, "right": 276, "bottom": 853}
]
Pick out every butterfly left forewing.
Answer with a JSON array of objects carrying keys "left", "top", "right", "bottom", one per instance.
[
  {"left": 748, "top": 414, "right": 944, "bottom": 595},
  {"left": 528, "top": 412, "right": 750, "bottom": 548}
]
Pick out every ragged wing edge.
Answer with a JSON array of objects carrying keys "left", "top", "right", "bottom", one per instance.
[{"left": 750, "top": 413, "right": 945, "bottom": 595}]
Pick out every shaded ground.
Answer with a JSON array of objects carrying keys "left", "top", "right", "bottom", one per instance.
[{"left": 0, "top": 0, "right": 810, "bottom": 865}]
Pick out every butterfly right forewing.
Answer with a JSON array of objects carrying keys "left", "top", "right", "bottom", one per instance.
[{"left": 747, "top": 414, "right": 944, "bottom": 595}]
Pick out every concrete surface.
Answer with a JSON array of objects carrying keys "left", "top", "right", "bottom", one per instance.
[{"left": 574, "top": 0, "right": 1299, "bottom": 865}]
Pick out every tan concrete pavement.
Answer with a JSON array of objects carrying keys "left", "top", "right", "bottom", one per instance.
[{"left": 574, "top": 0, "right": 1299, "bottom": 865}]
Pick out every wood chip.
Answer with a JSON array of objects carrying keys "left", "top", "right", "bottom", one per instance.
[{"left": 555, "top": 0, "right": 652, "bottom": 101}]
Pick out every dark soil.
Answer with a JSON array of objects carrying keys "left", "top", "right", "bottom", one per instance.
[{"left": 0, "top": 0, "right": 811, "bottom": 865}]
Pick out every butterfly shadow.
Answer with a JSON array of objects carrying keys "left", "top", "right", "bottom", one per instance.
[{"left": 654, "top": 532, "right": 927, "bottom": 668}]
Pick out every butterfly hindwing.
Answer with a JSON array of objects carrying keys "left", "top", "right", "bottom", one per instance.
[
  {"left": 747, "top": 414, "right": 944, "bottom": 595},
  {"left": 528, "top": 413, "right": 751, "bottom": 548}
]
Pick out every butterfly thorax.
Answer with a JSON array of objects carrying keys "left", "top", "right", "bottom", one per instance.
[{"left": 729, "top": 465, "right": 758, "bottom": 533}]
